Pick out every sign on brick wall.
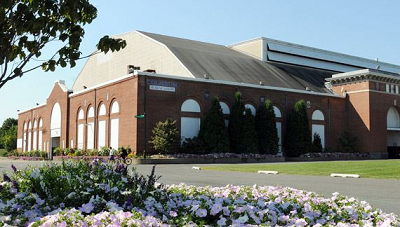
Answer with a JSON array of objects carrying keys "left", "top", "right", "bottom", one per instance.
[{"left": 147, "top": 79, "right": 177, "bottom": 92}]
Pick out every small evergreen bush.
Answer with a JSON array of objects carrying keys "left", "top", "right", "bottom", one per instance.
[
  {"left": 239, "top": 108, "right": 258, "bottom": 153},
  {"left": 149, "top": 119, "right": 179, "bottom": 154},
  {"left": 198, "top": 97, "right": 230, "bottom": 153},
  {"left": 312, "top": 133, "right": 323, "bottom": 153},
  {"left": 180, "top": 136, "right": 205, "bottom": 154},
  {"left": 229, "top": 91, "right": 245, "bottom": 153},
  {"left": 256, "top": 100, "right": 279, "bottom": 154},
  {"left": 337, "top": 130, "right": 359, "bottom": 153},
  {"left": 284, "top": 100, "right": 312, "bottom": 157}
]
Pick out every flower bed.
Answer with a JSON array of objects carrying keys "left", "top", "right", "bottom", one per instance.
[
  {"left": 300, "top": 152, "right": 370, "bottom": 158},
  {"left": 1, "top": 161, "right": 398, "bottom": 226}
]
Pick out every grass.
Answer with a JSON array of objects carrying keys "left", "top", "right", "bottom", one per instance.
[{"left": 202, "top": 160, "right": 400, "bottom": 180}]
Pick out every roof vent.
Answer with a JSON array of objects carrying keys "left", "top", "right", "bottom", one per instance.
[
  {"left": 259, "top": 81, "right": 264, "bottom": 86},
  {"left": 204, "top": 74, "right": 209, "bottom": 79},
  {"left": 144, "top": 69, "right": 156, "bottom": 73},
  {"left": 376, "top": 65, "right": 381, "bottom": 70},
  {"left": 127, "top": 65, "right": 140, "bottom": 74},
  {"left": 305, "top": 87, "right": 311, "bottom": 91}
]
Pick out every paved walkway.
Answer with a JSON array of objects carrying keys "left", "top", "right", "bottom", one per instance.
[{"left": 1, "top": 159, "right": 399, "bottom": 216}]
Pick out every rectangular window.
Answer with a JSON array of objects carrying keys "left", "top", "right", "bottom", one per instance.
[
  {"left": 391, "top": 85, "right": 395, "bottom": 93},
  {"left": 375, "top": 82, "right": 380, "bottom": 91},
  {"left": 386, "top": 84, "right": 390, "bottom": 93},
  {"left": 397, "top": 86, "right": 399, "bottom": 94}
]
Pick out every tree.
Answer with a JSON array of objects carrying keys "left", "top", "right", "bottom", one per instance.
[
  {"left": 1, "top": 125, "right": 17, "bottom": 152},
  {"left": 239, "top": 108, "right": 258, "bottom": 153},
  {"left": 0, "top": 118, "right": 18, "bottom": 148},
  {"left": 284, "top": 100, "right": 311, "bottom": 157},
  {"left": 337, "top": 130, "right": 358, "bottom": 153},
  {"left": 229, "top": 91, "right": 245, "bottom": 153},
  {"left": 256, "top": 100, "right": 279, "bottom": 154},
  {"left": 198, "top": 97, "right": 229, "bottom": 153},
  {"left": 0, "top": 0, "right": 126, "bottom": 89},
  {"left": 149, "top": 119, "right": 179, "bottom": 154},
  {"left": 312, "top": 133, "right": 323, "bottom": 153}
]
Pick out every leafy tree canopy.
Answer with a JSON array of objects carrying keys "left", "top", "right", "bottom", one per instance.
[{"left": 0, "top": 0, "right": 126, "bottom": 89}]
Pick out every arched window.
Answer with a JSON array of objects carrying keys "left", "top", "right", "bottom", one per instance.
[
  {"left": 33, "top": 119, "right": 37, "bottom": 150},
  {"left": 273, "top": 106, "right": 283, "bottom": 153},
  {"left": 312, "top": 110, "right": 325, "bottom": 121},
  {"left": 86, "top": 106, "right": 95, "bottom": 150},
  {"left": 110, "top": 101, "right": 119, "bottom": 149},
  {"left": 22, "top": 122, "right": 27, "bottom": 152},
  {"left": 77, "top": 108, "right": 85, "bottom": 149},
  {"left": 220, "top": 101, "right": 230, "bottom": 127},
  {"left": 98, "top": 103, "right": 107, "bottom": 149},
  {"left": 38, "top": 119, "right": 43, "bottom": 150},
  {"left": 181, "top": 99, "right": 201, "bottom": 143},
  {"left": 245, "top": 104, "right": 256, "bottom": 116},
  {"left": 28, "top": 121, "right": 32, "bottom": 151},
  {"left": 181, "top": 99, "right": 201, "bottom": 112},
  {"left": 312, "top": 109, "right": 325, "bottom": 148},
  {"left": 387, "top": 107, "right": 400, "bottom": 128},
  {"left": 387, "top": 107, "right": 400, "bottom": 147},
  {"left": 51, "top": 102, "right": 62, "bottom": 152}
]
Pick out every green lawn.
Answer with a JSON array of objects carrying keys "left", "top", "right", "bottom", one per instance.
[{"left": 202, "top": 160, "right": 400, "bottom": 180}]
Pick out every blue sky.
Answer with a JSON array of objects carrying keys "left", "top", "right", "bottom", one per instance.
[{"left": 2, "top": 0, "right": 400, "bottom": 124}]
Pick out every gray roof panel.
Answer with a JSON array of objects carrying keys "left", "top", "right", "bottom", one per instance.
[{"left": 140, "top": 31, "right": 334, "bottom": 94}]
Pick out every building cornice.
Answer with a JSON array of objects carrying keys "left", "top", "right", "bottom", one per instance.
[{"left": 326, "top": 69, "right": 400, "bottom": 85}]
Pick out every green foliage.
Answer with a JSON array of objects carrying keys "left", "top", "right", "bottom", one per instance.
[
  {"left": 180, "top": 137, "right": 205, "bottom": 154},
  {"left": 229, "top": 91, "right": 245, "bottom": 153},
  {"left": 239, "top": 108, "right": 258, "bottom": 153},
  {"left": 198, "top": 97, "right": 230, "bottom": 153},
  {"left": 256, "top": 100, "right": 279, "bottom": 154},
  {"left": 0, "top": 118, "right": 17, "bottom": 150},
  {"left": 0, "top": 0, "right": 126, "bottom": 89},
  {"left": 0, "top": 149, "right": 8, "bottom": 157},
  {"left": 284, "top": 100, "right": 312, "bottom": 157},
  {"left": 312, "top": 133, "right": 323, "bottom": 153},
  {"left": 98, "top": 147, "right": 109, "bottom": 156},
  {"left": 337, "top": 130, "right": 359, "bottom": 153},
  {"left": 149, "top": 119, "right": 179, "bottom": 154},
  {"left": 1, "top": 125, "right": 17, "bottom": 152}
]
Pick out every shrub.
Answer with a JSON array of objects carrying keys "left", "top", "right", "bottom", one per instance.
[
  {"left": 229, "top": 91, "right": 245, "bottom": 153},
  {"left": 149, "top": 119, "right": 179, "bottom": 154},
  {"left": 337, "top": 130, "right": 359, "bottom": 153},
  {"left": 198, "top": 97, "right": 230, "bottom": 153},
  {"left": 239, "top": 108, "right": 258, "bottom": 153},
  {"left": 0, "top": 149, "right": 8, "bottom": 157},
  {"left": 98, "top": 147, "right": 109, "bottom": 156},
  {"left": 284, "top": 100, "right": 312, "bottom": 157},
  {"left": 53, "top": 147, "right": 63, "bottom": 156},
  {"left": 1, "top": 125, "right": 17, "bottom": 152},
  {"left": 180, "top": 136, "right": 205, "bottom": 154},
  {"left": 256, "top": 99, "right": 279, "bottom": 154},
  {"left": 312, "top": 133, "right": 323, "bottom": 153}
]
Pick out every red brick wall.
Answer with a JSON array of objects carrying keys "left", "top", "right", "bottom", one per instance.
[{"left": 139, "top": 75, "right": 347, "bottom": 154}]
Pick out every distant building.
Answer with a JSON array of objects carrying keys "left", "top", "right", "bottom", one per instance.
[{"left": 17, "top": 31, "right": 400, "bottom": 158}]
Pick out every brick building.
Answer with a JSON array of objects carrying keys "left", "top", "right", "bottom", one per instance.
[{"left": 17, "top": 31, "right": 400, "bottom": 158}]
